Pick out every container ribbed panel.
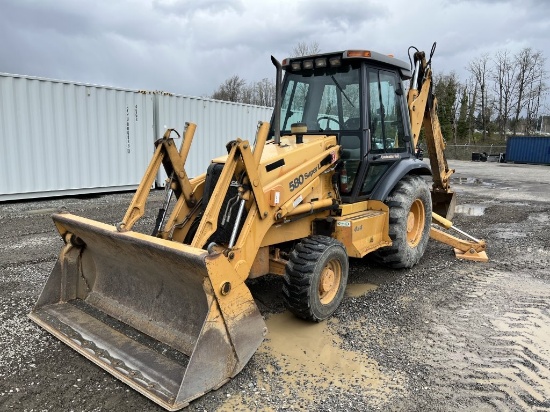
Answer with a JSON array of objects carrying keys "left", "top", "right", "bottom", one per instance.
[
  {"left": 154, "top": 94, "right": 273, "bottom": 184},
  {"left": 0, "top": 73, "right": 154, "bottom": 201}
]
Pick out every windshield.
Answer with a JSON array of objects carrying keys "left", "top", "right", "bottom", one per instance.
[{"left": 279, "top": 65, "right": 361, "bottom": 133}]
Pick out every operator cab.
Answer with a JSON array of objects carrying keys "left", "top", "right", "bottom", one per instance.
[{"left": 275, "top": 50, "right": 414, "bottom": 203}]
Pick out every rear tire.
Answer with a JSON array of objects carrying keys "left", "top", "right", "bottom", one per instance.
[
  {"left": 282, "top": 236, "right": 349, "bottom": 322},
  {"left": 374, "top": 175, "right": 432, "bottom": 268}
]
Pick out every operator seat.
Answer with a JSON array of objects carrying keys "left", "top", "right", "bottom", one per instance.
[{"left": 343, "top": 117, "right": 360, "bottom": 130}]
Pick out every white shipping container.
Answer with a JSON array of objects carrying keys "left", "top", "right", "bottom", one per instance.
[
  {"left": 0, "top": 73, "right": 154, "bottom": 201},
  {"left": 154, "top": 94, "right": 273, "bottom": 185}
]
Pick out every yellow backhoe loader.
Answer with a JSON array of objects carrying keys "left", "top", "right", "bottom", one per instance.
[{"left": 30, "top": 44, "right": 487, "bottom": 410}]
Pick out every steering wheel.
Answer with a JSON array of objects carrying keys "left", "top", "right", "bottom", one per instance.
[{"left": 317, "top": 116, "right": 340, "bottom": 130}]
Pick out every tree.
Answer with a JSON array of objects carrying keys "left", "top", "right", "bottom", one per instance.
[
  {"left": 491, "top": 50, "right": 516, "bottom": 137},
  {"left": 211, "top": 75, "right": 247, "bottom": 103},
  {"left": 466, "top": 78, "right": 478, "bottom": 143},
  {"left": 524, "top": 53, "right": 547, "bottom": 134},
  {"left": 210, "top": 42, "right": 325, "bottom": 107},
  {"left": 252, "top": 78, "right": 276, "bottom": 107},
  {"left": 433, "top": 72, "right": 460, "bottom": 143},
  {"left": 512, "top": 48, "right": 548, "bottom": 135},
  {"left": 456, "top": 86, "right": 469, "bottom": 141},
  {"left": 468, "top": 54, "right": 490, "bottom": 141},
  {"left": 291, "top": 41, "right": 321, "bottom": 57},
  {"left": 211, "top": 75, "right": 276, "bottom": 107}
]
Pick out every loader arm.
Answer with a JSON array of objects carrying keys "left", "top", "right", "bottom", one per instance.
[{"left": 118, "top": 123, "right": 200, "bottom": 233}]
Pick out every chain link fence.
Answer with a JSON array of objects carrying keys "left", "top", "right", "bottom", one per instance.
[{"left": 442, "top": 144, "right": 507, "bottom": 161}]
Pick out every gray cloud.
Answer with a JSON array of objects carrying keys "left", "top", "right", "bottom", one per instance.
[
  {"left": 152, "top": 0, "right": 245, "bottom": 18},
  {"left": 0, "top": 0, "right": 548, "bottom": 101},
  {"left": 296, "top": 0, "right": 387, "bottom": 29}
]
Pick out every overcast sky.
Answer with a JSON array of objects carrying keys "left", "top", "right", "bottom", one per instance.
[{"left": 1, "top": 0, "right": 549, "bottom": 104}]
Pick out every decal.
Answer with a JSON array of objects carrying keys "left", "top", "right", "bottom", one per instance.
[
  {"left": 337, "top": 221, "right": 351, "bottom": 227},
  {"left": 288, "top": 163, "right": 322, "bottom": 192},
  {"left": 379, "top": 153, "right": 400, "bottom": 160}
]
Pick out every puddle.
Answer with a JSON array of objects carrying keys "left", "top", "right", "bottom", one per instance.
[
  {"left": 492, "top": 231, "right": 527, "bottom": 240},
  {"left": 455, "top": 204, "right": 487, "bottom": 216},
  {"left": 454, "top": 177, "right": 496, "bottom": 188},
  {"left": 346, "top": 283, "right": 378, "bottom": 297},
  {"left": 528, "top": 213, "right": 550, "bottom": 223},
  {"left": 457, "top": 177, "right": 483, "bottom": 185},
  {"left": 261, "top": 312, "right": 380, "bottom": 388}
]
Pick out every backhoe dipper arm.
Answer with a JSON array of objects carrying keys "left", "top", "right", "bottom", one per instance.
[
  {"left": 407, "top": 48, "right": 454, "bottom": 194},
  {"left": 407, "top": 45, "right": 456, "bottom": 218}
]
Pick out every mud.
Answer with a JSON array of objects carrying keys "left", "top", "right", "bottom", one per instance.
[
  {"left": 345, "top": 283, "right": 379, "bottom": 298},
  {"left": 224, "top": 311, "right": 395, "bottom": 411},
  {"left": 1, "top": 160, "right": 549, "bottom": 411}
]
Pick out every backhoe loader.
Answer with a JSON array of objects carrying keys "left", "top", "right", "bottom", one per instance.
[{"left": 30, "top": 44, "right": 487, "bottom": 410}]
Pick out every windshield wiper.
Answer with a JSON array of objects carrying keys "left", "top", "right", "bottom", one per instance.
[{"left": 331, "top": 75, "right": 355, "bottom": 108}]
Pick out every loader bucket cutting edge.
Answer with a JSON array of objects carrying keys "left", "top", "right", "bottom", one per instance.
[{"left": 29, "top": 213, "right": 266, "bottom": 411}]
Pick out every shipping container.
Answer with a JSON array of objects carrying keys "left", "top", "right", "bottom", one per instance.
[
  {"left": 505, "top": 135, "right": 550, "bottom": 165},
  {"left": 1, "top": 73, "right": 274, "bottom": 201},
  {"left": 154, "top": 93, "right": 273, "bottom": 185},
  {"left": 0, "top": 73, "right": 154, "bottom": 201}
]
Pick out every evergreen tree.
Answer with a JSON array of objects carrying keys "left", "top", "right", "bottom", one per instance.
[{"left": 457, "top": 87, "right": 469, "bottom": 140}]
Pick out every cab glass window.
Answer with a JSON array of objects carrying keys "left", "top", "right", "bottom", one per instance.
[
  {"left": 280, "top": 65, "right": 361, "bottom": 132},
  {"left": 367, "top": 68, "right": 407, "bottom": 153}
]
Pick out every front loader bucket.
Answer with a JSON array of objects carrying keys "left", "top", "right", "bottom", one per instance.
[{"left": 30, "top": 213, "right": 266, "bottom": 411}]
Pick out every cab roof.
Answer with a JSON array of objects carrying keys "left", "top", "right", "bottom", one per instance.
[{"left": 282, "top": 50, "right": 412, "bottom": 80}]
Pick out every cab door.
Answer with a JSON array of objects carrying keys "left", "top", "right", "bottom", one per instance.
[{"left": 359, "top": 67, "right": 412, "bottom": 198}]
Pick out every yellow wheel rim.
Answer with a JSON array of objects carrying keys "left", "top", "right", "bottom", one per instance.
[
  {"left": 319, "top": 259, "right": 342, "bottom": 304},
  {"left": 406, "top": 198, "right": 425, "bottom": 247}
]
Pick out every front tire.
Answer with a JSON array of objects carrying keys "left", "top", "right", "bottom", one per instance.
[
  {"left": 374, "top": 175, "right": 432, "bottom": 268},
  {"left": 282, "top": 236, "right": 349, "bottom": 322}
]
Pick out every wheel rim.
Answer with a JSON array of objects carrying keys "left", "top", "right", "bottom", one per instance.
[
  {"left": 406, "top": 198, "right": 425, "bottom": 247},
  {"left": 318, "top": 259, "right": 342, "bottom": 304}
]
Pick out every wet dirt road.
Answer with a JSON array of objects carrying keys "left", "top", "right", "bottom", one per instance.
[{"left": 0, "top": 160, "right": 549, "bottom": 411}]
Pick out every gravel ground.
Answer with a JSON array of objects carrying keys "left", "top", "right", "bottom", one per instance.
[{"left": 1, "top": 160, "right": 549, "bottom": 411}]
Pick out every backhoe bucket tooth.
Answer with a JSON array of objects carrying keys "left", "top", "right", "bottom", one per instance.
[
  {"left": 431, "top": 190, "right": 457, "bottom": 220},
  {"left": 29, "top": 213, "right": 265, "bottom": 411}
]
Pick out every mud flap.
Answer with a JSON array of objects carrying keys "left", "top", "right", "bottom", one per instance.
[{"left": 29, "top": 213, "right": 265, "bottom": 411}]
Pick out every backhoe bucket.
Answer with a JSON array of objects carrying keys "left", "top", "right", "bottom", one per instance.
[
  {"left": 431, "top": 189, "right": 457, "bottom": 220},
  {"left": 30, "top": 213, "right": 266, "bottom": 411}
]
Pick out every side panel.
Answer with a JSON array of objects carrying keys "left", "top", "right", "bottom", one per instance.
[
  {"left": 334, "top": 202, "right": 391, "bottom": 258},
  {"left": 154, "top": 94, "right": 273, "bottom": 185},
  {"left": 0, "top": 73, "right": 154, "bottom": 201}
]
